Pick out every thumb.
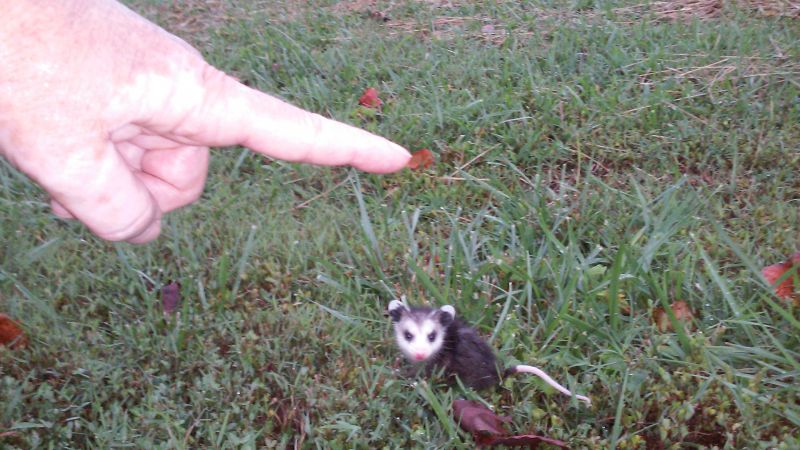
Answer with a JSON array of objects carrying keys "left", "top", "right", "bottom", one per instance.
[
  {"left": 32, "top": 138, "right": 161, "bottom": 243},
  {"left": 174, "top": 67, "right": 411, "bottom": 172}
]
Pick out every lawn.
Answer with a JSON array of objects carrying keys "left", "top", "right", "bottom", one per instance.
[{"left": 1, "top": 0, "right": 799, "bottom": 448}]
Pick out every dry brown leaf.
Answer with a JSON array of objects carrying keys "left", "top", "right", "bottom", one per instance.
[
  {"left": 653, "top": 300, "right": 696, "bottom": 333},
  {"left": 407, "top": 149, "right": 435, "bottom": 170},
  {"left": 762, "top": 252, "right": 800, "bottom": 304},
  {"left": 162, "top": 281, "right": 182, "bottom": 315},
  {"left": 358, "top": 87, "right": 382, "bottom": 108},
  {"left": 452, "top": 399, "right": 569, "bottom": 448},
  {"left": 0, "top": 314, "right": 27, "bottom": 349}
]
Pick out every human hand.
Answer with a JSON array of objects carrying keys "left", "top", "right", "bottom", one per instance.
[{"left": 0, "top": 0, "right": 409, "bottom": 243}]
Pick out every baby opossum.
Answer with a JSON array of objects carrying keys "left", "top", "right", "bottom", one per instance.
[{"left": 388, "top": 300, "right": 591, "bottom": 406}]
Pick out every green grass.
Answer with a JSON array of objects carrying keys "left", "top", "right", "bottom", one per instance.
[{"left": 2, "top": 0, "right": 799, "bottom": 448}]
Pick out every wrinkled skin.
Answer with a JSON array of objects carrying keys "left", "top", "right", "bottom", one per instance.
[{"left": 0, "top": 0, "right": 409, "bottom": 243}]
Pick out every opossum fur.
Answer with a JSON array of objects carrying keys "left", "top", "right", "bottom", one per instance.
[{"left": 388, "top": 300, "right": 590, "bottom": 406}]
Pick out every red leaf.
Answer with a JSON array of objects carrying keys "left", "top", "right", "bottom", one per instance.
[
  {"left": 358, "top": 87, "right": 382, "bottom": 108},
  {"left": 0, "top": 314, "right": 27, "bottom": 349},
  {"left": 487, "top": 435, "right": 570, "bottom": 448},
  {"left": 762, "top": 252, "right": 800, "bottom": 301},
  {"left": 407, "top": 149, "right": 434, "bottom": 170},
  {"left": 453, "top": 399, "right": 510, "bottom": 436},
  {"left": 453, "top": 400, "right": 570, "bottom": 448},
  {"left": 161, "top": 282, "right": 181, "bottom": 315},
  {"left": 652, "top": 300, "right": 695, "bottom": 333}
]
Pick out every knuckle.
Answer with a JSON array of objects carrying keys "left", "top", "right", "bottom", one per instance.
[{"left": 93, "top": 201, "right": 159, "bottom": 242}]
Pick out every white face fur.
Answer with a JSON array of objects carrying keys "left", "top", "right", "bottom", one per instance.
[{"left": 388, "top": 300, "right": 455, "bottom": 363}]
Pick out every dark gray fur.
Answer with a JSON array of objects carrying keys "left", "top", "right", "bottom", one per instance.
[{"left": 391, "top": 305, "right": 506, "bottom": 390}]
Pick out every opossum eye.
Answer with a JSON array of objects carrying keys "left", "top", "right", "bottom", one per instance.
[
  {"left": 403, "top": 331, "right": 413, "bottom": 341},
  {"left": 427, "top": 332, "right": 437, "bottom": 342}
]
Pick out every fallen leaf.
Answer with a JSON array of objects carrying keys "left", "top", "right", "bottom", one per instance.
[
  {"left": 0, "top": 314, "right": 27, "bottom": 349},
  {"left": 597, "top": 289, "right": 631, "bottom": 315},
  {"left": 407, "top": 148, "right": 434, "bottom": 170},
  {"left": 452, "top": 400, "right": 569, "bottom": 448},
  {"left": 762, "top": 252, "right": 800, "bottom": 302},
  {"left": 762, "top": 262, "right": 794, "bottom": 297},
  {"left": 358, "top": 87, "right": 382, "bottom": 108},
  {"left": 367, "top": 9, "right": 390, "bottom": 22},
  {"left": 161, "top": 282, "right": 181, "bottom": 315},
  {"left": 453, "top": 399, "right": 510, "bottom": 437},
  {"left": 653, "top": 300, "right": 695, "bottom": 333},
  {"left": 488, "top": 435, "right": 570, "bottom": 448}
]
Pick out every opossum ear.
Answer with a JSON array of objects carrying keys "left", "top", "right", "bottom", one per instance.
[
  {"left": 439, "top": 305, "right": 455, "bottom": 325},
  {"left": 388, "top": 300, "right": 407, "bottom": 322}
]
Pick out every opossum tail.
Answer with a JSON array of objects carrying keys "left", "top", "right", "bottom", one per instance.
[{"left": 506, "top": 365, "right": 591, "bottom": 406}]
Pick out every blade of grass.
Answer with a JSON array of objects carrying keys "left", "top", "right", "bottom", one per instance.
[
  {"left": 351, "top": 173, "right": 384, "bottom": 268},
  {"left": 489, "top": 284, "right": 515, "bottom": 345},
  {"left": 609, "top": 367, "right": 630, "bottom": 448},
  {"left": 230, "top": 224, "right": 257, "bottom": 302}
]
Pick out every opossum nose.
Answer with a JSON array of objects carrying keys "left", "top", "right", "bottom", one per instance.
[{"left": 414, "top": 352, "right": 427, "bottom": 361}]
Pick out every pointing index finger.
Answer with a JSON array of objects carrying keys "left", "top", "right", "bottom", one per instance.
[{"left": 184, "top": 68, "right": 411, "bottom": 172}]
